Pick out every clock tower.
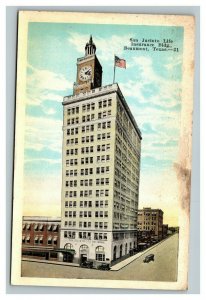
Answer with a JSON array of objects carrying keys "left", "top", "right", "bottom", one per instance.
[{"left": 73, "top": 36, "right": 102, "bottom": 95}]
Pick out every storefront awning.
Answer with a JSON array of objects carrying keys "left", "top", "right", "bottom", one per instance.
[{"left": 55, "top": 248, "right": 76, "bottom": 254}]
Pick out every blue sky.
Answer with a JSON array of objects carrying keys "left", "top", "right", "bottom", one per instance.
[{"left": 24, "top": 22, "right": 183, "bottom": 225}]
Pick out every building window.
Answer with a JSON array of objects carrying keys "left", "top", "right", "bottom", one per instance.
[
  {"left": 68, "top": 231, "right": 76, "bottom": 239},
  {"left": 52, "top": 225, "right": 58, "bottom": 232},
  {"left": 79, "top": 232, "right": 91, "bottom": 240},
  {"left": 95, "top": 246, "right": 105, "bottom": 261},
  {"left": 47, "top": 237, "right": 52, "bottom": 245},
  {"left": 26, "top": 224, "right": 31, "bottom": 231},
  {"left": 39, "top": 224, "right": 44, "bottom": 231},
  {"left": 34, "top": 224, "right": 38, "bottom": 231},
  {"left": 64, "top": 243, "right": 73, "bottom": 249},
  {"left": 47, "top": 225, "right": 52, "bottom": 231}
]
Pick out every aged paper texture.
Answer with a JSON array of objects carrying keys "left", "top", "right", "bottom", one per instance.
[{"left": 11, "top": 11, "right": 195, "bottom": 290}]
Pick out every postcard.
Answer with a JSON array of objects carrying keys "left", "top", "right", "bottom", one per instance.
[{"left": 11, "top": 11, "right": 195, "bottom": 290}]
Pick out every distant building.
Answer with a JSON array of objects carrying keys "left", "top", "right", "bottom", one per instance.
[
  {"left": 168, "top": 226, "right": 179, "bottom": 235},
  {"left": 137, "top": 207, "right": 163, "bottom": 241},
  {"left": 162, "top": 224, "right": 168, "bottom": 238},
  {"left": 22, "top": 216, "right": 61, "bottom": 260}
]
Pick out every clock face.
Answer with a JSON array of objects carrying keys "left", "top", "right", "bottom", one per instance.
[{"left": 79, "top": 65, "right": 92, "bottom": 81}]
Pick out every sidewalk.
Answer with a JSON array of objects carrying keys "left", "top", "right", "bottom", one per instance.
[{"left": 110, "top": 235, "right": 173, "bottom": 271}]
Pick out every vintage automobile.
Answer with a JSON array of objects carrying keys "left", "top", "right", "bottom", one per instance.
[
  {"left": 80, "top": 260, "right": 93, "bottom": 268},
  {"left": 143, "top": 254, "right": 155, "bottom": 263},
  {"left": 97, "top": 263, "right": 111, "bottom": 270}
]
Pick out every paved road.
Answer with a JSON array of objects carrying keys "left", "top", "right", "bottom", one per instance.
[{"left": 22, "top": 233, "right": 178, "bottom": 282}]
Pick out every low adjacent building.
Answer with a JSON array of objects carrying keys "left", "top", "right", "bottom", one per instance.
[{"left": 22, "top": 216, "right": 61, "bottom": 260}]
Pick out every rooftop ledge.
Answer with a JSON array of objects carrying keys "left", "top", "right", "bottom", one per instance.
[
  {"left": 63, "top": 83, "right": 142, "bottom": 139},
  {"left": 63, "top": 83, "right": 118, "bottom": 103}
]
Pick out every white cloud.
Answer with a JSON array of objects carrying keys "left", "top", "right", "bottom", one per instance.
[
  {"left": 114, "top": 55, "right": 182, "bottom": 166},
  {"left": 164, "top": 54, "right": 182, "bottom": 71},
  {"left": 24, "top": 158, "right": 61, "bottom": 165},
  {"left": 68, "top": 32, "right": 129, "bottom": 62},
  {"left": 119, "top": 56, "right": 181, "bottom": 109},
  {"left": 26, "top": 64, "right": 73, "bottom": 110},
  {"left": 25, "top": 115, "right": 62, "bottom": 154},
  {"left": 129, "top": 104, "right": 181, "bottom": 164},
  {"left": 41, "top": 93, "right": 63, "bottom": 103},
  {"left": 42, "top": 107, "right": 56, "bottom": 115},
  {"left": 27, "top": 64, "right": 70, "bottom": 91}
]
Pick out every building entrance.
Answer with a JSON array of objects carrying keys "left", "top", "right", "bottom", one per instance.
[
  {"left": 63, "top": 252, "right": 74, "bottom": 262},
  {"left": 80, "top": 254, "right": 87, "bottom": 264},
  {"left": 63, "top": 243, "right": 75, "bottom": 262},
  {"left": 79, "top": 245, "right": 89, "bottom": 264}
]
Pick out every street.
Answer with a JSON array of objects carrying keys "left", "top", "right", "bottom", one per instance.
[{"left": 21, "top": 233, "right": 178, "bottom": 282}]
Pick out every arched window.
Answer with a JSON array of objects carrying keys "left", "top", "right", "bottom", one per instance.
[
  {"left": 96, "top": 246, "right": 104, "bottom": 252},
  {"left": 79, "top": 244, "right": 89, "bottom": 254},
  {"left": 113, "top": 246, "right": 117, "bottom": 260},
  {"left": 120, "top": 244, "right": 123, "bottom": 257},
  {"left": 96, "top": 246, "right": 105, "bottom": 261},
  {"left": 80, "top": 245, "right": 88, "bottom": 250},
  {"left": 64, "top": 243, "right": 73, "bottom": 249},
  {"left": 125, "top": 243, "right": 128, "bottom": 255}
]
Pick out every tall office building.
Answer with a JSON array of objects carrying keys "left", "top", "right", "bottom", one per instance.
[{"left": 60, "top": 36, "right": 142, "bottom": 266}]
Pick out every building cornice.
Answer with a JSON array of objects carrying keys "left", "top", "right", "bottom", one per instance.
[{"left": 23, "top": 216, "right": 61, "bottom": 222}]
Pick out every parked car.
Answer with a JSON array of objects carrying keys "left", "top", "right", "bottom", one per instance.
[
  {"left": 129, "top": 249, "right": 134, "bottom": 256},
  {"left": 143, "top": 254, "right": 155, "bottom": 263},
  {"left": 97, "top": 263, "right": 110, "bottom": 270},
  {"left": 81, "top": 261, "right": 93, "bottom": 268}
]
